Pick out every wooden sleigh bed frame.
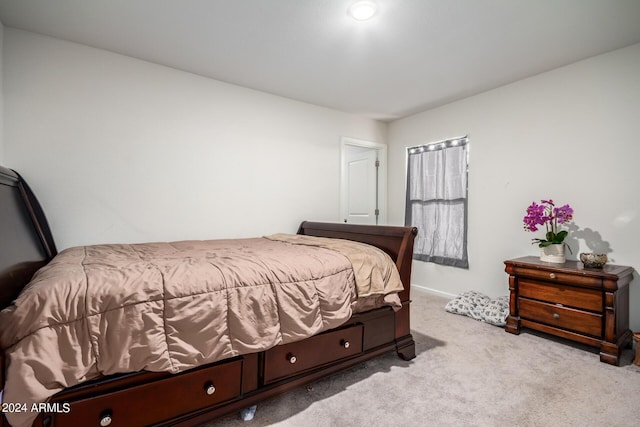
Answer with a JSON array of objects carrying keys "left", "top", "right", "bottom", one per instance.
[{"left": 0, "top": 165, "right": 417, "bottom": 427}]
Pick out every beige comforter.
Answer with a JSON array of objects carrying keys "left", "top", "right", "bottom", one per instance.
[{"left": 0, "top": 235, "right": 402, "bottom": 427}]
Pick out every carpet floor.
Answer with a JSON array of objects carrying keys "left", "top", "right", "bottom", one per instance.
[{"left": 202, "top": 287, "right": 640, "bottom": 427}]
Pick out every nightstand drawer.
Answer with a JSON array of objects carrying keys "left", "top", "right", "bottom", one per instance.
[
  {"left": 519, "top": 298, "right": 602, "bottom": 337},
  {"left": 519, "top": 280, "right": 602, "bottom": 312},
  {"left": 511, "top": 267, "right": 603, "bottom": 288}
]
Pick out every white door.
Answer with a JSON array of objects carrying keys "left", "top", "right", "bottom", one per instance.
[{"left": 340, "top": 138, "right": 387, "bottom": 225}]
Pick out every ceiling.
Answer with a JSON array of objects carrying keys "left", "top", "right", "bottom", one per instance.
[{"left": 1, "top": 0, "right": 640, "bottom": 121}]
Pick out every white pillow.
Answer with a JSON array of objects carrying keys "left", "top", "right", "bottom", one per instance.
[{"left": 445, "top": 291, "right": 509, "bottom": 327}]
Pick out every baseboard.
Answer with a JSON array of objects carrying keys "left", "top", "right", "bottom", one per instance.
[{"left": 410, "top": 284, "right": 457, "bottom": 299}]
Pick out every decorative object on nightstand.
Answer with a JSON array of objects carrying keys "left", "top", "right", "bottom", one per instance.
[
  {"left": 540, "top": 243, "right": 566, "bottom": 264},
  {"left": 580, "top": 253, "right": 608, "bottom": 268},
  {"left": 522, "top": 199, "right": 573, "bottom": 263},
  {"left": 504, "top": 257, "right": 634, "bottom": 366}
]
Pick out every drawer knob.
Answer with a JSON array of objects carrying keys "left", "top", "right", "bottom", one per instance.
[
  {"left": 549, "top": 273, "right": 557, "bottom": 279},
  {"left": 342, "top": 340, "right": 350, "bottom": 349},
  {"left": 288, "top": 354, "right": 297, "bottom": 364},
  {"left": 553, "top": 313, "right": 560, "bottom": 319},
  {"left": 99, "top": 412, "right": 112, "bottom": 427},
  {"left": 205, "top": 383, "right": 216, "bottom": 396}
]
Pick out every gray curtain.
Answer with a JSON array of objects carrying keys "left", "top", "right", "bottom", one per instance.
[{"left": 405, "top": 139, "right": 469, "bottom": 268}]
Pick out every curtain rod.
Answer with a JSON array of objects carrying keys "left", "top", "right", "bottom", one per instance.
[{"left": 407, "top": 135, "right": 468, "bottom": 153}]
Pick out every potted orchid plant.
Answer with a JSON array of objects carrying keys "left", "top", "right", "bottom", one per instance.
[{"left": 523, "top": 199, "right": 574, "bottom": 263}]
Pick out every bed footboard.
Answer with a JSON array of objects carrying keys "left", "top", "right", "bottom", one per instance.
[{"left": 298, "top": 221, "right": 418, "bottom": 361}]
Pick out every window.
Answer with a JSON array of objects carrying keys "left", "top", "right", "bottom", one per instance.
[{"left": 405, "top": 137, "right": 469, "bottom": 268}]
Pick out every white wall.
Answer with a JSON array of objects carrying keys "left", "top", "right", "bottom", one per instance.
[
  {"left": 3, "top": 29, "right": 386, "bottom": 249},
  {"left": 388, "top": 43, "right": 640, "bottom": 330}
]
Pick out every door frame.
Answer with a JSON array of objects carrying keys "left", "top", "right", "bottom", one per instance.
[{"left": 340, "top": 137, "right": 387, "bottom": 225}]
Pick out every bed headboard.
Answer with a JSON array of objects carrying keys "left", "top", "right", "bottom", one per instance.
[{"left": 0, "top": 166, "right": 57, "bottom": 310}]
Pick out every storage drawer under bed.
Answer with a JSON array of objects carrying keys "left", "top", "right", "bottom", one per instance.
[
  {"left": 263, "top": 324, "right": 364, "bottom": 384},
  {"left": 47, "top": 359, "right": 242, "bottom": 427}
]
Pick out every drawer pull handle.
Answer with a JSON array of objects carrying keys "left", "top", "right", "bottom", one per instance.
[
  {"left": 205, "top": 383, "right": 216, "bottom": 396},
  {"left": 99, "top": 411, "right": 113, "bottom": 427},
  {"left": 549, "top": 273, "right": 557, "bottom": 279},
  {"left": 288, "top": 354, "right": 297, "bottom": 364},
  {"left": 341, "top": 340, "right": 350, "bottom": 349},
  {"left": 553, "top": 313, "right": 560, "bottom": 319}
]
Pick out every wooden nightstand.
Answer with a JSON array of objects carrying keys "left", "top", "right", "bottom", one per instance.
[{"left": 504, "top": 256, "right": 634, "bottom": 365}]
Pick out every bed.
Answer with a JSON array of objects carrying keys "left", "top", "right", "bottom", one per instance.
[{"left": 0, "top": 165, "right": 417, "bottom": 427}]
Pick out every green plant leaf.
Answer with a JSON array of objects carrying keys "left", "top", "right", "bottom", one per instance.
[{"left": 552, "top": 230, "right": 568, "bottom": 243}]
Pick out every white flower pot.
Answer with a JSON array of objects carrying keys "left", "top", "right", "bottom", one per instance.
[{"left": 540, "top": 244, "right": 565, "bottom": 263}]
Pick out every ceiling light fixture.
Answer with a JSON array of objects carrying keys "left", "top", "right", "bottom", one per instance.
[{"left": 349, "top": 1, "right": 378, "bottom": 21}]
